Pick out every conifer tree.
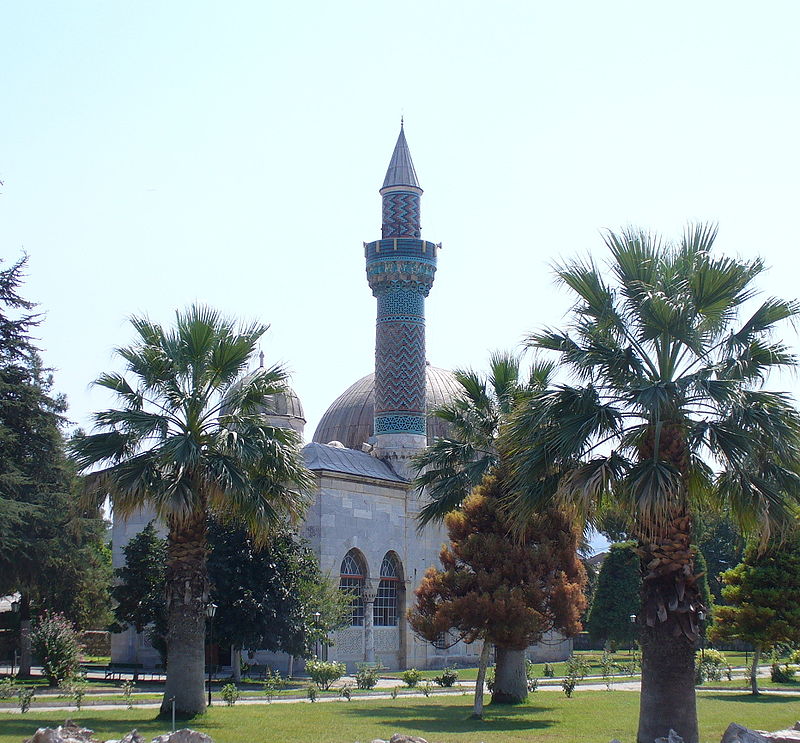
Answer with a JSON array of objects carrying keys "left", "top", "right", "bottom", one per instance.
[
  {"left": 409, "top": 471, "right": 586, "bottom": 715},
  {"left": 710, "top": 528, "right": 800, "bottom": 694}
]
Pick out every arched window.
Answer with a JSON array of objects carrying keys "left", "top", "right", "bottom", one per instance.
[
  {"left": 374, "top": 553, "right": 402, "bottom": 627},
  {"left": 339, "top": 550, "right": 366, "bottom": 626}
]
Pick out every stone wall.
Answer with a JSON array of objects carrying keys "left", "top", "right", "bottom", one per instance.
[{"left": 80, "top": 631, "right": 111, "bottom": 657}]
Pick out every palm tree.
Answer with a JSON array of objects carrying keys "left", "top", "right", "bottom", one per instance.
[
  {"left": 505, "top": 225, "right": 800, "bottom": 743},
  {"left": 413, "top": 351, "right": 552, "bottom": 526},
  {"left": 412, "top": 352, "right": 557, "bottom": 704},
  {"left": 71, "top": 306, "right": 313, "bottom": 717}
]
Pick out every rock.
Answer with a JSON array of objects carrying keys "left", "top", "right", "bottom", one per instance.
[
  {"left": 150, "top": 730, "right": 214, "bottom": 743},
  {"left": 655, "top": 730, "right": 684, "bottom": 743},
  {"left": 761, "top": 727, "right": 800, "bottom": 743},
  {"left": 721, "top": 723, "right": 800, "bottom": 743},
  {"left": 389, "top": 736, "right": 429, "bottom": 743},
  {"left": 24, "top": 722, "right": 97, "bottom": 743},
  {"left": 721, "top": 723, "right": 770, "bottom": 743}
]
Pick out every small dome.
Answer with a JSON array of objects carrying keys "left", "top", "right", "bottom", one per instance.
[
  {"left": 312, "top": 365, "right": 461, "bottom": 450},
  {"left": 225, "top": 371, "right": 306, "bottom": 435}
]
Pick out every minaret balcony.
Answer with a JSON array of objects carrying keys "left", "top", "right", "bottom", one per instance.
[{"left": 364, "top": 239, "right": 439, "bottom": 264}]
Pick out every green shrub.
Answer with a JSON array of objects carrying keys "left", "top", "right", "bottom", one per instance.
[
  {"left": 354, "top": 662, "right": 382, "bottom": 690},
  {"left": 433, "top": 666, "right": 459, "bottom": 687},
  {"left": 421, "top": 680, "right": 432, "bottom": 697},
  {"left": 771, "top": 663, "right": 795, "bottom": 683},
  {"left": 306, "top": 659, "right": 346, "bottom": 690},
  {"left": 527, "top": 675, "right": 538, "bottom": 693},
  {"left": 565, "top": 655, "right": 590, "bottom": 679},
  {"left": 390, "top": 685, "right": 398, "bottom": 699},
  {"left": 306, "top": 684, "right": 317, "bottom": 702},
  {"left": 561, "top": 677, "right": 576, "bottom": 697},
  {"left": 31, "top": 612, "right": 80, "bottom": 686},
  {"left": 262, "top": 669, "right": 284, "bottom": 702},
  {"left": 542, "top": 663, "right": 555, "bottom": 678},
  {"left": 121, "top": 679, "right": 136, "bottom": 709},
  {"left": 485, "top": 667, "right": 495, "bottom": 692},
  {"left": 339, "top": 684, "right": 352, "bottom": 700},
  {"left": 66, "top": 677, "right": 88, "bottom": 710},
  {"left": 18, "top": 686, "right": 35, "bottom": 713},
  {"left": 400, "top": 668, "right": 422, "bottom": 687},
  {"left": 696, "top": 649, "right": 728, "bottom": 684},
  {"left": 220, "top": 683, "right": 240, "bottom": 706},
  {"left": 0, "top": 678, "right": 17, "bottom": 699}
]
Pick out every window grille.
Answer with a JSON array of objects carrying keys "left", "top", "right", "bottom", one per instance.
[
  {"left": 374, "top": 553, "right": 401, "bottom": 627},
  {"left": 340, "top": 550, "right": 366, "bottom": 626}
]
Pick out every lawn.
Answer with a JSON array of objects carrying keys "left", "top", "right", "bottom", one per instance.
[
  {"left": 381, "top": 650, "right": 771, "bottom": 683},
  {"left": 1, "top": 691, "right": 798, "bottom": 743}
]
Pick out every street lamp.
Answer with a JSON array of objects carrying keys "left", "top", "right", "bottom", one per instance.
[
  {"left": 206, "top": 602, "right": 217, "bottom": 707},
  {"left": 10, "top": 600, "right": 19, "bottom": 677},
  {"left": 629, "top": 614, "right": 637, "bottom": 659},
  {"left": 313, "top": 612, "right": 321, "bottom": 659}
]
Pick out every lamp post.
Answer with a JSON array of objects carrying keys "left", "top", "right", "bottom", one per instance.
[
  {"left": 313, "top": 612, "right": 321, "bottom": 659},
  {"left": 206, "top": 602, "right": 217, "bottom": 707},
  {"left": 629, "top": 614, "right": 637, "bottom": 659},
  {"left": 10, "top": 600, "right": 19, "bottom": 677}
]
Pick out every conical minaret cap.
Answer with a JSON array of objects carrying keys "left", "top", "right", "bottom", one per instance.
[{"left": 382, "top": 124, "right": 421, "bottom": 189}]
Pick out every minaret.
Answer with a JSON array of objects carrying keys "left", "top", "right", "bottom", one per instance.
[{"left": 365, "top": 123, "right": 439, "bottom": 478}]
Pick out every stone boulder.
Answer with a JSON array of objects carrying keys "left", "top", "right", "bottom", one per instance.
[
  {"left": 389, "top": 736, "right": 429, "bottom": 743},
  {"left": 105, "top": 731, "right": 147, "bottom": 743},
  {"left": 150, "top": 730, "right": 214, "bottom": 743},
  {"left": 24, "top": 721, "right": 97, "bottom": 743},
  {"left": 722, "top": 722, "right": 800, "bottom": 743},
  {"left": 655, "top": 731, "right": 685, "bottom": 743}
]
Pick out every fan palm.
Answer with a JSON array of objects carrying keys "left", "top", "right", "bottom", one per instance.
[
  {"left": 412, "top": 351, "right": 552, "bottom": 526},
  {"left": 71, "top": 305, "right": 313, "bottom": 717},
  {"left": 505, "top": 225, "right": 800, "bottom": 743},
  {"left": 412, "top": 352, "right": 556, "bottom": 704}
]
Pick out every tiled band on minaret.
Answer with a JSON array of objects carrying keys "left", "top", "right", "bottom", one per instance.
[{"left": 365, "top": 125, "right": 438, "bottom": 475}]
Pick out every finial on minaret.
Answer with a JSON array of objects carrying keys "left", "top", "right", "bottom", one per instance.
[
  {"left": 400, "top": 115, "right": 404, "bottom": 129},
  {"left": 259, "top": 350, "right": 265, "bottom": 368}
]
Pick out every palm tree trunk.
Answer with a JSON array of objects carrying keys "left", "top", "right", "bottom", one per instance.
[
  {"left": 749, "top": 645, "right": 761, "bottom": 696},
  {"left": 160, "top": 512, "right": 209, "bottom": 718},
  {"left": 471, "top": 639, "right": 491, "bottom": 719},
  {"left": 638, "top": 624, "right": 698, "bottom": 743},
  {"left": 491, "top": 647, "right": 528, "bottom": 704},
  {"left": 635, "top": 508, "right": 703, "bottom": 743}
]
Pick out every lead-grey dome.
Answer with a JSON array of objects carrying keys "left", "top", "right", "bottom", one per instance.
[
  {"left": 312, "top": 365, "right": 461, "bottom": 450},
  {"left": 224, "top": 370, "right": 306, "bottom": 435}
]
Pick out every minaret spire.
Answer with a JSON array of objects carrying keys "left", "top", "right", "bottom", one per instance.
[{"left": 364, "top": 125, "right": 439, "bottom": 478}]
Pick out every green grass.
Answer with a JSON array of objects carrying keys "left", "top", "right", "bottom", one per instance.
[
  {"left": 1, "top": 690, "right": 798, "bottom": 743},
  {"left": 701, "top": 678, "right": 799, "bottom": 692}
]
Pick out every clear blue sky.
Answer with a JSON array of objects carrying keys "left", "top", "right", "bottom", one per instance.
[{"left": 2, "top": 1, "right": 799, "bottom": 457}]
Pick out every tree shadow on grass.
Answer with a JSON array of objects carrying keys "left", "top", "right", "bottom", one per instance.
[
  {"left": 701, "top": 693, "right": 800, "bottom": 705},
  {"left": 339, "top": 703, "right": 556, "bottom": 733}
]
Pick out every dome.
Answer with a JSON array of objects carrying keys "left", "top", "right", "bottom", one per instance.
[
  {"left": 313, "top": 365, "right": 461, "bottom": 450},
  {"left": 224, "top": 371, "right": 306, "bottom": 435}
]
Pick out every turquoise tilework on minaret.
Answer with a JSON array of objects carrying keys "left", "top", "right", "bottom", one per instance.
[{"left": 368, "top": 126, "right": 437, "bottom": 445}]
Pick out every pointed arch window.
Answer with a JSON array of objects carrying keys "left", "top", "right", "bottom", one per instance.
[
  {"left": 340, "top": 550, "right": 366, "bottom": 626},
  {"left": 374, "top": 553, "right": 402, "bottom": 627}
]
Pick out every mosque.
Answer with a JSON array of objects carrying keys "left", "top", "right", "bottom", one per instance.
[{"left": 110, "top": 126, "right": 571, "bottom": 671}]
